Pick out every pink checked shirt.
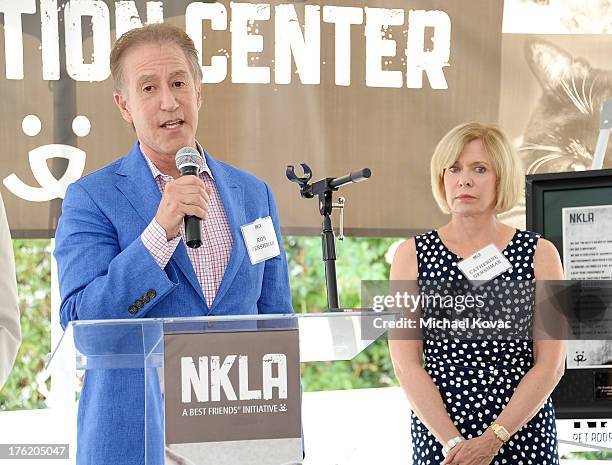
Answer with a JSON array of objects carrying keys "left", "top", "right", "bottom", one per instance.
[{"left": 140, "top": 145, "right": 233, "bottom": 307}]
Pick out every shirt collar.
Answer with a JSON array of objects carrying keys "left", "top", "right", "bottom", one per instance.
[{"left": 139, "top": 141, "right": 214, "bottom": 180}]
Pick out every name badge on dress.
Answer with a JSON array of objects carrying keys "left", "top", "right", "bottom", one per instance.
[
  {"left": 240, "top": 216, "right": 281, "bottom": 265},
  {"left": 457, "top": 244, "right": 512, "bottom": 284}
]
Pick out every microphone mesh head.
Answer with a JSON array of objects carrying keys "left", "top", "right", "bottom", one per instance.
[{"left": 175, "top": 147, "right": 203, "bottom": 173}]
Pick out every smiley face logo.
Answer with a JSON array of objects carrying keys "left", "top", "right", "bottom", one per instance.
[{"left": 3, "top": 114, "right": 89, "bottom": 202}]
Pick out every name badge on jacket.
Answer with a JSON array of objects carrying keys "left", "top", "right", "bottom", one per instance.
[
  {"left": 457, "top": 244, "right": 512, "bottom": 284},
  {"left": 241, "top": 216, "right": 281, "bottom": 265}
]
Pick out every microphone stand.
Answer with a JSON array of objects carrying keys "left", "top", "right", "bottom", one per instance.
[{"left": 287, "top": 164, "right": 371, "bottom": 312}]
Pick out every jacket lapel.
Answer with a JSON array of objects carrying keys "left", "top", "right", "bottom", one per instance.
[
  {"left": 114, "top": 143, "right": 206, "bottom": 305},
  {"left": 114, "top": 143, "right": 160, "bottom": 226},
  {"left": 206, "top": 153, "right": 246, "bottom": 311}
]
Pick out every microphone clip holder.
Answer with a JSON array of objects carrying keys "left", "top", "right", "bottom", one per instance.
[{"left": 286, "top": 164, "right": 349, "bottom": 217}]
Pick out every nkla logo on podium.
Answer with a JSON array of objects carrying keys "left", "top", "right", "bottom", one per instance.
[
  {"left": 163, "top": 327, "right": 301, "bottom": 450},
  {"left": 180, "top": 352, "right": 289, "bottom": 403}
]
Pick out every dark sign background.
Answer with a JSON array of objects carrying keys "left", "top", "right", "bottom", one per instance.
[{"left": 0, "top": 0, "right": 504, "bottom": 237}]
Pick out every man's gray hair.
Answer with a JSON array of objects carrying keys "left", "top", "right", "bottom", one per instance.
[{"left": 110, "top": 23, "right": 203, "bottom": 93}]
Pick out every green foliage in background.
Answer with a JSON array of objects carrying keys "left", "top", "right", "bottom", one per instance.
[
  {"left": 0, "top": 240, "right": 51, "bottom": 411},
  {"left": 283, "top": 235, "right": 400, "bottom": 392},
  {"left": 565, "top": 452, "right": 612, "bottom": 460}
]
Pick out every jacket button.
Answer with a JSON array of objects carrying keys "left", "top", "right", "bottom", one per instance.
[
  {"left": 135, "top": 299, "right": 144, "bottom": 309},
  {"left": 147, "top": 289, "right": 156, "bottom": 299},
  {"left": 128, "top": 305, "right": 138, "bottom": 314}
]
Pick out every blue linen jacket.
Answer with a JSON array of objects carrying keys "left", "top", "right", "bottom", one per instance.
[{"left": 54, "top": 142, "right": 293, "bottom": 465}]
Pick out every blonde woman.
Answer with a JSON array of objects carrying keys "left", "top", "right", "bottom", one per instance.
[{"left": 390, "top": 123, "right": 566, "bottom": 465}]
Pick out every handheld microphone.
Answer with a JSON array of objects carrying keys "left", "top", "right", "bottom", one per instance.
[{"left": 175, "top": 147, "right": 204, "bottom": 248}]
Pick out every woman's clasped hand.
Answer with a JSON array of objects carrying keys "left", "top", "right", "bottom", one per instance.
[{"left": 441, "top": 430, "right": 502, "bottom": 465}]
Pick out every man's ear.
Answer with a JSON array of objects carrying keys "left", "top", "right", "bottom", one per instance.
[
  {"left": 196, "top": 86, "right": 202, "bottom": 110},
  {"left": 113, "top": 91, "right": 133, "bottom": 124}
]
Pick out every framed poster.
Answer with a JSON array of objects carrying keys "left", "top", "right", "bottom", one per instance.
[{"left": 526, "top": 168, "right": 612, "bottom": 419}]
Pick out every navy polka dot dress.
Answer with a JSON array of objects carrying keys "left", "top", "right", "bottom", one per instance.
[{"left": 411, "top": 229, "right": 560, "bottom": 465}]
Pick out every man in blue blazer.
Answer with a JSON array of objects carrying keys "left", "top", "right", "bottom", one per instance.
[{"left": 54, "top": 24, "right": 293, "bottom": 465}]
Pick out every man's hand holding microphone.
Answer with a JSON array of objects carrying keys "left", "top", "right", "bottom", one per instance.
[{"left": 154, "top": 147, "right": 211, "bottom": 247}]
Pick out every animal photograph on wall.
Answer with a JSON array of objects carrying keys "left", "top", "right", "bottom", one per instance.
[{"left": 497, "top": 33, "right": 612, "bottom": 228}]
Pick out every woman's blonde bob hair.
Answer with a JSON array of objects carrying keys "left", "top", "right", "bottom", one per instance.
[{"left": 430, "top": 122, "right": 523, "bottom": 215}]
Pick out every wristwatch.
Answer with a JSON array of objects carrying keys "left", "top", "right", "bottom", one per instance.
[
  {"left": 490, "top": 423, "right": 510, "bottom": 443},
  {"left": 442, "top": 436, "right": 464, "bottom": 457}
]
